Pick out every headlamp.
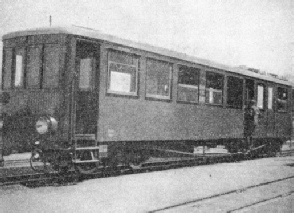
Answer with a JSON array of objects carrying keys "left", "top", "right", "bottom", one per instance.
[{"left": 35, "top": 116, "right": 58, "bottom": 135}]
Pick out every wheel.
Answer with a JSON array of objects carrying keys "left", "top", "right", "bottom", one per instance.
[
  {"left": 30, "top": 150, "right": 49, "bottom": 173},
  {"left": 76, "top": 162, "right": 99, "bottom": 174},
  {"left": 75, "top": 150, "right": 99, "bottom": 174}
]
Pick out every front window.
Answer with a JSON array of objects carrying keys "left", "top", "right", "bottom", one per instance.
[
  {"left": 107, "top": 50, "right": 138, "bottom": 95},
  {"left": 3, "top": 48, "right": 13, "bottom": 89},
  {"left": 14, "top": 48, "right": 25, "bottom": 88},
  {"left": 146, "top": 59, "right": 172, "bottom": 99},
  {"left": 257, "top": 84, "right": 265, "bottom": 109},
  {"left": 43, "top": 45, "right": 60, "bottom": 88},
  {"left": 205, "top": 71, "right": 223, "bottom": 105},
  {"left": 177, "top": 65, "right": 199, "bottom": 103},
  {"left": 27, "top": 46, "right": 41, "bottom": 88},
  {"left": 2, "top": 41, "right": 60, "bottom": 89},
  {"left": 277, "top": 87, "right": 288, "bottom": 112}
]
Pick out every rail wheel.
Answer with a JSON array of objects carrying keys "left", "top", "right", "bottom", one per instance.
[
  {"left": 128, "top": 149, "right": 149, "bottom": 169},
  {"left": 76, "top": 163, "right": 99, "bottom": 174},
  {"left": 75, "top": 150, "right": 99, "bottom": 174},
  {"left": 30, "top": 149, "right": 49, "bottom": 173}
]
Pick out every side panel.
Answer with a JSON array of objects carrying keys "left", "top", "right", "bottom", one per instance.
[
  {"left": 275, "top": 86, "right": 292, "bottom": 140},
  {"left": 98, "top": 98, "right": 243, "bottom": 142},
  {"left": 97, "top": 45, "right": 243, "bottom": 142}
]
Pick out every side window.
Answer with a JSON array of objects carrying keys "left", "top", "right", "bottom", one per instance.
[
  {"left": 27, "top": 46, "right": 41, "bottom": 88},
  {"left": 3, "top": 48, "right": 13, "bottom": 89},
  {"left": 227, "top": 76, "right": 243, "bottom": 109},
  {"left": 107, "top": 50, "right": 138, "bottom": 95},
  {"left": 177, "top": 65, "right": 199, "bottom": 103},
  {"left": 146, "top": 59, "right": 172, "bottom": 99},
  {"left": 257, "top": 84, "right": 265, "bottom": 109},
  {"left": 205, "top": 71, "right": 223, "bottom": 105},
  {"left": 268, "top": 87, "right": 273, "bottom": 110},
  {"left": 43, "top": 45, "right": 60, "bottom": 88},
  {"left": 79, "top": 58, "right": 94, "bottom": 90},
  {"left": 292, "top": 89, "right": 294, "bottom": 112},
  {"left": 14, "top": 48, "right": 25, "bottom": 88},
  {"left": 277, "top": 87, "right": 288, "bottom": 112}
]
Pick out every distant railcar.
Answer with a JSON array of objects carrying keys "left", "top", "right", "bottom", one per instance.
[{"left": 0, "top": 26, "right": 293, "bottom": 172}]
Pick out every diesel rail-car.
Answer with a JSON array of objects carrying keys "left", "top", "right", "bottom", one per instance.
[{"left": 0, "top": 26, "right": 293, "bottom": 173}]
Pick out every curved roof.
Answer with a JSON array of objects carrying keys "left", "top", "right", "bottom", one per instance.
[{"left": 2, "top": 26, "right": 293, "bottom": 87}]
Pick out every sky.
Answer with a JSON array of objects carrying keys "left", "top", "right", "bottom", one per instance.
[{"left": 0, "top": 0, "right": 293, "bottom": 76}]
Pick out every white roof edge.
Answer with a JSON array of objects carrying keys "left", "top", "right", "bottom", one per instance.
[{"left": 2, "top": 26, "right": 293, "bottom": 87}]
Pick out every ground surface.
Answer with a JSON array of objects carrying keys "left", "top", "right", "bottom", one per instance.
[{"left": 0, "top": 156, "right": 293, "bottom": 212}]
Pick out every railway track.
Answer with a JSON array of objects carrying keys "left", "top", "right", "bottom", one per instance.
[
  {"left": 0, "top": 171, "right": 79, "bottom": 187},
  {"left": 1, "top": 149, "right": 293, "bottom": 187},
  {"left": 150, "top": 175, "right": 294, "bottom": 212}
]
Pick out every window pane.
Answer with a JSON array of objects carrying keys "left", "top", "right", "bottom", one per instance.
[
  {"left": 14, "top": 48, "right": 25, "bottom": 88},
  {"left": 108, "top": 50, "right": 138, "bottom": 94},
  {"left": 43, "top": 45, "right": 60, "bottom": 88},
  {"left": 257, "top": 84, "right": 264, "bottom": 109},
  {"left": 227, "top": 76, "right": 243, "bottom": 109},
  {"left": 27, "top": 46, "right": 41, "bottom": 88},
  {"left": 177, "top": 65, "right": 199, "bottom": 103},
  {"left": 3, "top": 49, "right": 13, "bottom": 89},
  {"left": 268, "top": 87, "right": 273, "bottom": 110},
  {"left": 146, "top": 59, "right": 172, "bottom": 98},
  {"left": 277, "top": 87, "right": 287, "bottom": 112},
  {"left": 79, "top": 58, "right": 93, "bottom": 89},
  {"left": 205, "top": 72, "right": 223, "bottom": 105},
  {"left": 292, "top": 89, "right": 294, "bottom": 112}
]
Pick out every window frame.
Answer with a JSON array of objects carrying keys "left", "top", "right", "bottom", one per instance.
[
  {"left": 256, "top": 83, "right": 266, "bottom": 110},
  {"left": 276, "top": 86, "right": 288, "bottom": 113},
  {"left": 2, "top": 43, "right": 61, "bottom": 90},
  {"left": 292, "top": 89, "right": 294, "bottom": 113},
  {"left": 205, "top": 71, "right": 224, "bottom": 106},
  {"left": 226, "top": 75, "right": 244, "bottom": 109},
  {"left": 42, "top": 44, "right": 61, "bottom": 89},
  {"left": 26, "top": 45, "right": 42, "bottom": 89},
  {"left": 13, "top": 47, "right": 26, "bottom": 88},
  {"left": 267, "top": 86, "right": 274, "bottom": 111},
  {"left": 177, "top": 64, "right": 200, "bottom": 104},
  {"left": 2, "top": 48, "right": 13, "bottom": 90},
  {"left": 107, "top": 49, "right": 139, "bottom": 96},
  {"left": 145, "top": 58, "right": 173, "bottom": 100}
]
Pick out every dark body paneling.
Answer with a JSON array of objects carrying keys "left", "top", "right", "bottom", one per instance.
[
  {"left": 2, "top": 90, "right": 63, "bottom": 152},
  {"left": 275, "top": 112, "right": 292, "bottom": 139},
  {"left": 97, "top": 97, "right": 243, "bottom": 142},
  {"left": 96, "top": 45, "right": 243, "bottom": 144}
]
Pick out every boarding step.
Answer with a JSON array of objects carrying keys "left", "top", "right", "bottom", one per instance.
[
  {"left": 74, "top": 134, "right": 96, "bottom": 141},
  {"left": 73, "top": 159, "right": 99, "bottom": 164},
  {"left": 75, "top": 146, "right": 100, "bottom": 150}
]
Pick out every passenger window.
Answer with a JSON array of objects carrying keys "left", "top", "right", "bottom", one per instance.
[
  {"left": 14, "top": 48, "right": 25, "bottom": 88},
  {"left": 3, "top": 49, "right": 13, "bottom": 89},
  {"left": 257, "top": 84, "right": 265, "bottom": 109},
  {"left": 177, "top": 65, "right": 199, "bottom": 103},
  {"left": 227, "top": 76, "right": 243, "bottom": 109},
  {"left": 27, "top": 46, "right": 41, "bottom": 88},
  {"left": 43, "top": 45, "right": 60, "bottom": 88},
  {"left": 146, "top": 59, "right": 172, "bottom": 99},
  {"left": 79, "top": 58, "right": 93, "bottom": 90},
  {"left": 205, "top": 72, "right": 223, "bottom": 105},
  {"left": 268, "top": 87, "right": 273, "bottom": 110},
  {"left": 107, "top": 50, "right": 138, "bottom": 95},
  {"left": 277, "top": 87, "right": 288, "bottom": 112},
  {"left": 292, "top": 89, "right": 294, "bottom": 112}
]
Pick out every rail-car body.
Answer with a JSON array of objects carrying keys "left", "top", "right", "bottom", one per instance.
[{"left": 0, "top": 26, "right": 293, "bottom": 170}]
